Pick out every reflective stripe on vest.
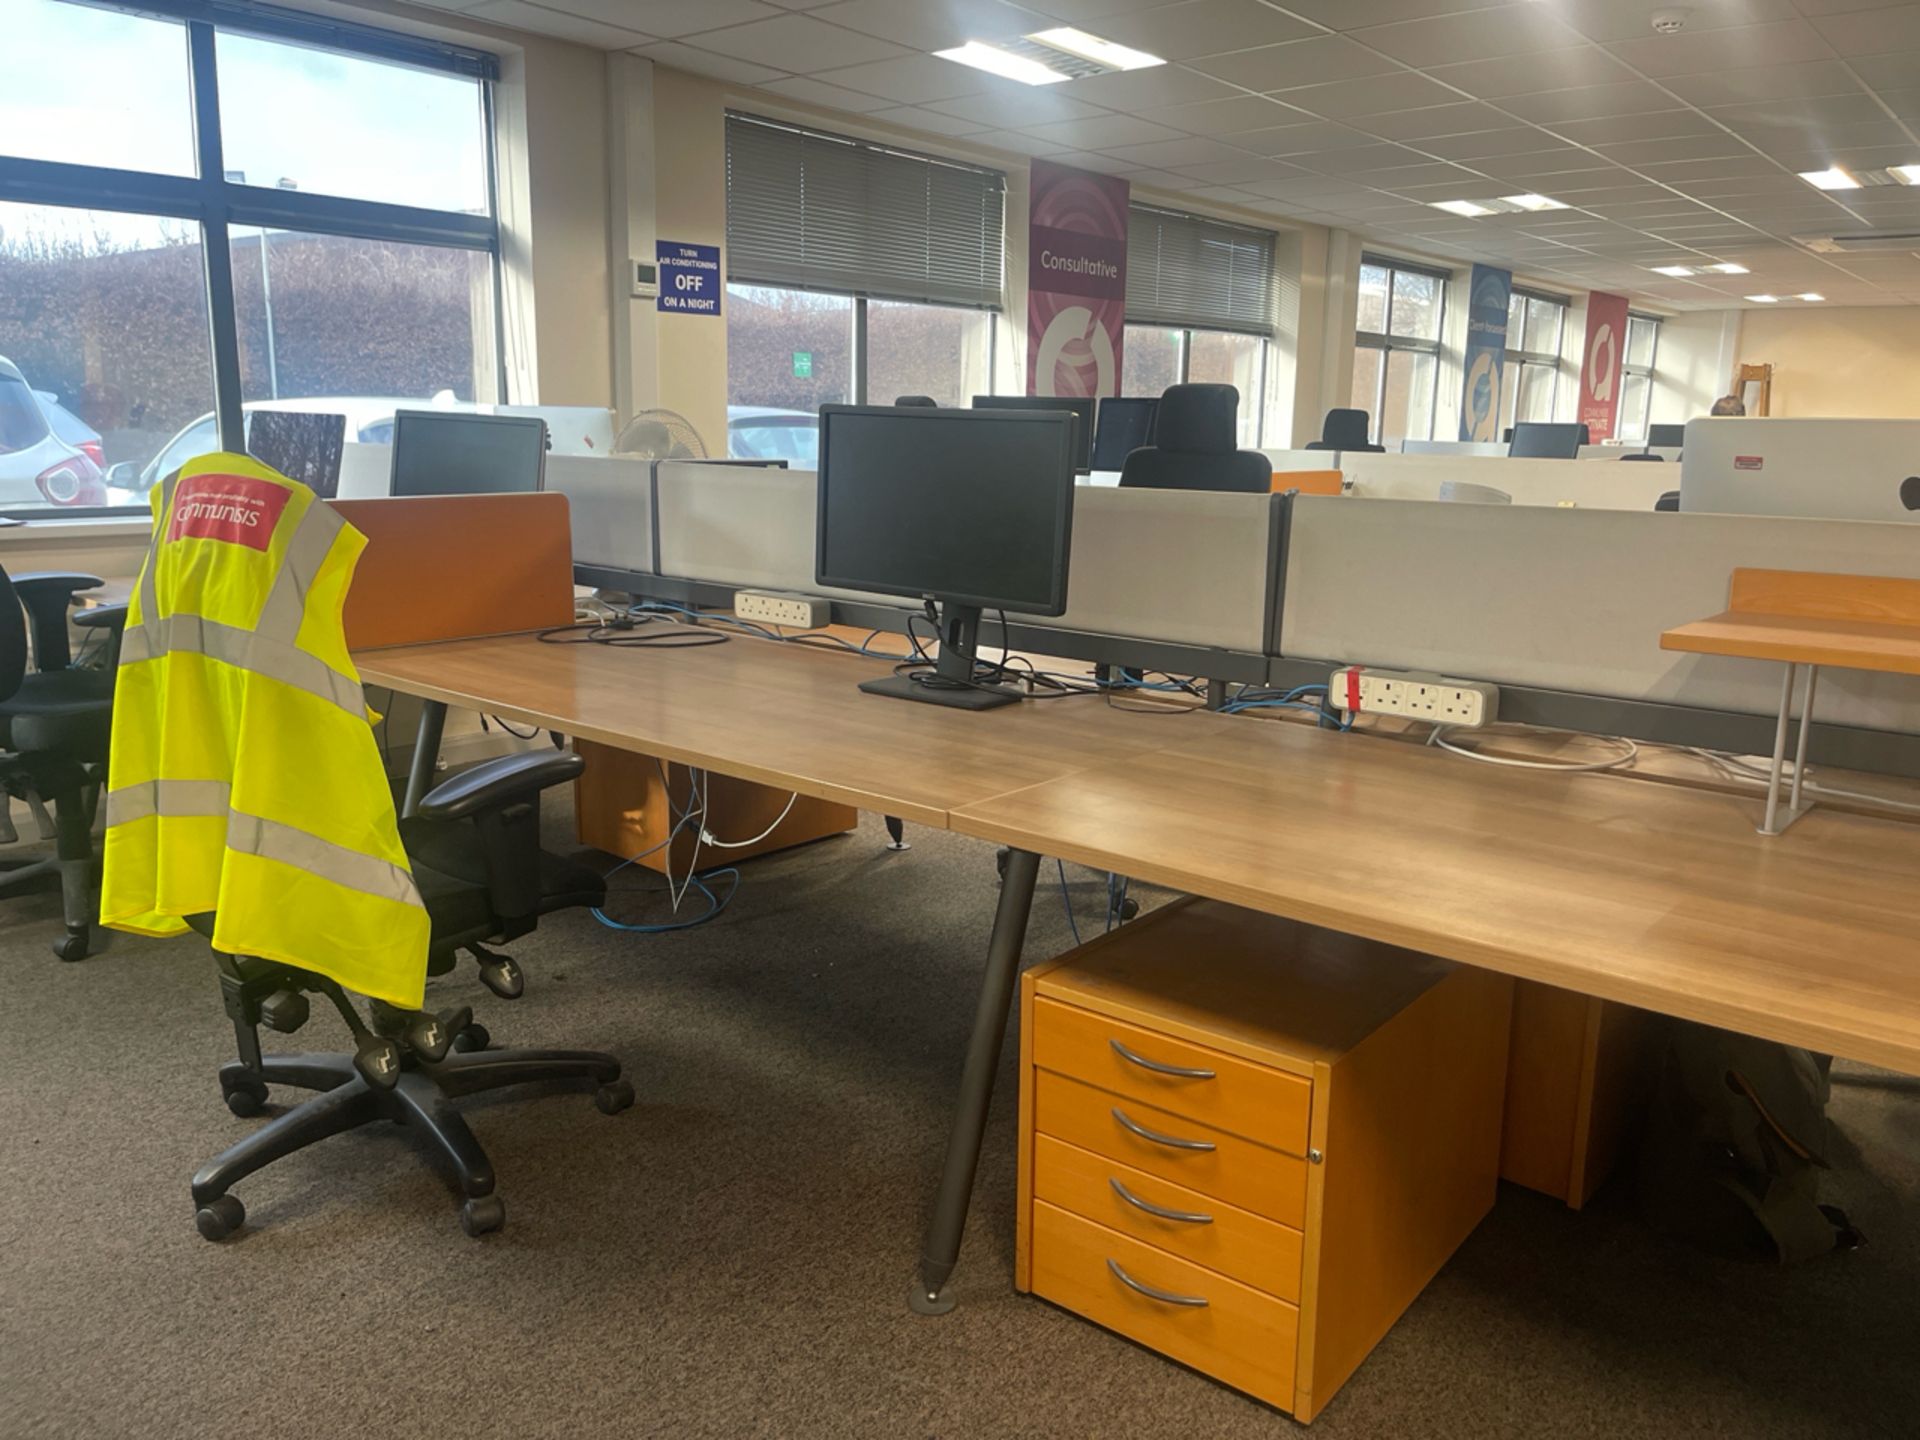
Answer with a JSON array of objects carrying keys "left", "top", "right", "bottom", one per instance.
[
  {"left": 104, "top": 779, "right": 423, "bottom": 912},
  {"left": 122, "top": 477, "right": 361, "bottom": 716}
]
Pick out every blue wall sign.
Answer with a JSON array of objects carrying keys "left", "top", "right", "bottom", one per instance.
[
  {"left": 657, "top": 241, "right": 721, "bottom": 316},
  {"left": 1459, "top": 263, "right": 1512, "bottom": 442}
]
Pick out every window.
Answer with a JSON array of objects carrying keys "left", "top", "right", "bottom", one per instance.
[
  {"left": 724, "top": 113, "right": 1004, "bottom": 464},
  {"left": 1123, "top": 206, "right": 1277, "bottom": 445},
  {"left": 1353, "top": 256, "right": 1446, "bottom": 446},
  {"left": 1617, "top": 313, "right": 1661, "bottom": 443},
  {"left": 0, "top": 0, "right": 502, "bottom": 515},
  {"left": 1500, "top": 288, "right": 1569, "bottom": 434}
]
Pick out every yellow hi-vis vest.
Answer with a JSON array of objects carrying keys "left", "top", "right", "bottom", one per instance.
[{"left": 101, "top": 452, "right": 429, "bottom": 1009}]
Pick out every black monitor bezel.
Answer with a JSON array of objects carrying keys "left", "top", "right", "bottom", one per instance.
[
  {"left": 970, "top": 393, "right": 1095, "bottom": 473},
  {"left": 815, "top": 403, "right": 1076, "bottom": 618},
  {"left": 388, "top": 410, "right": 550, "bottom": 496}
]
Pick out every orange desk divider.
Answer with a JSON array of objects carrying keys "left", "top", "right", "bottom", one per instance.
[
  {"left": 1272, "top": 469, "right": 1343, "bottom": 496},
  {"left": 331, "top": 492, "right": 576, "bottom": 651}
]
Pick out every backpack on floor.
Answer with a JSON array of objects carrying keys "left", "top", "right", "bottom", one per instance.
[{"left": 1636, "top": 1021, "right": 1862, "bottom": 1263}]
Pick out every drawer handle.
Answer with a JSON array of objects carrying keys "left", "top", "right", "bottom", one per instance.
[
  {"left": 1106, "top": 1258, "right": 1210, "bottom": 1308},
  {"left": 1110, "top": 1178, "right": 1213, "bottom": 1226},
  {"left": 1110, "top": 1038, "right": 1215, "bottom": 1080},
  {"left": 1111, "top": 1106, "right": 1216, "bottom": 1152}
]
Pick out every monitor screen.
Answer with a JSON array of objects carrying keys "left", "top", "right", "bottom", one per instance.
[
  {"left": 1647, "top": 423, "right": 1685, "bottom": 448},
  {"left": 1091, "top": 397, "right": 1158, "bottom": 471},
  {"left": 816, "top": 405, "right": 1075, "bottom": 616},
  {"left": 970, "top": 394, "right": 1094, "bottom": 472},
  {"left": 389, "top": 411, "right": 547, "bottom": 496},
  {"left": 248, "top": 411, "right": 346, "bottom": 498},
  {"left": 1508, "top": 422, "right": 1586, "bottom": 459}
]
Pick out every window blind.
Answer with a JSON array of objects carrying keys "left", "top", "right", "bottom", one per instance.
[
  {"left": 1127, "top": 205, "right": 1276, "bottom": 335},
  {"left": 725, "top": 113, "right": 1006, "bottom": 310}
]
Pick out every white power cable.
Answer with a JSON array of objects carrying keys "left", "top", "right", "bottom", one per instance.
[
  {"left": 1687, "top": 748, "right": 1920, "bottom": 816},
  {"left": 699, "top": 789, "right": 801, "bottom": 849},
  {"left": 1429, "top": 724, "right": 1639, "bottom": 773}
]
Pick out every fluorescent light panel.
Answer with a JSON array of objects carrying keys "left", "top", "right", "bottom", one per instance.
[
  {"left": 1028, "top": 27, "right": 1164, "bottom": 70},
  {"left": 1746, "top": 294, "right": 1780, "bottom": 303},
  {"left": 1705, "top": 262, "right": 1749, "bottom": 274},
  {"left": 1650, "top": 265, "right": 1696, "bottom": 277},
  {"left": 1501, "top": 193, "right": 1567, "bottom": 211},
  {"left": 1431, "top": 199, "right": 1497, "bottom": 217},
  {"left": 935, "top": 41, "right": 1069, "bottom": 85},
  {"left": 1799, "top": 166, "right": 1860, "bottom": 190},
  {"left": 1796, "top": 292, "right": 1825, "bottom": 302},
  {"left": 1888, "top": 165, "right": 1920, "bottom": 186}
]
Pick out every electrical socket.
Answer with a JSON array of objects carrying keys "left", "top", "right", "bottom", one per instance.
[
  {"left": 1329, "top": 666, "right": 1498, "bottom": 728},
  {"left": 733, "top": 590, "right": 830, "bottom": 628}
]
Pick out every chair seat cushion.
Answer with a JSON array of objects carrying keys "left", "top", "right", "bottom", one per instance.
[
  {"left": 0, "top": 668, "right": 113, "bottom": 756},
  {"left": 399, "top": 815, "right": 608, "bottom": 942}
]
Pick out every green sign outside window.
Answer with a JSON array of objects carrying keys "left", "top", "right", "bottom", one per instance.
[{"left": 792, "top": 351, "right": 813, "bottom": 379}]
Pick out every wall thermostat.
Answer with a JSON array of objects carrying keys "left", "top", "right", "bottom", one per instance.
[{"left": 631, "top": 259, "right": 658, "bottom": 299}]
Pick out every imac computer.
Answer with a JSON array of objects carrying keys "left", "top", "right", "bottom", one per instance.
[
  {"left": 389, "top": 411, "right": 549, "bottom": 496},
  {"left": 971, "top": 394, "right": 1094, "bottom": 473},
  {"left": 816, "top": 404, "right": 1075, "bottom": 710},
  {"left": 1091, "top": 397, "right": 1159, "bottom": 471}
]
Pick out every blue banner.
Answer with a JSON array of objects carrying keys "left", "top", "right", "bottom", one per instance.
[{"left": 1459, "top": 264, "right": 1511, "bottom": 442}]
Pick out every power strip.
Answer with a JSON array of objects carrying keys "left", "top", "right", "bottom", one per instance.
[
  {"left": 1329, "top": 666, "right": 1499, "bottom": 728},
  {"left": 734, "top": 590, "right": 830, "bottom": 629}
]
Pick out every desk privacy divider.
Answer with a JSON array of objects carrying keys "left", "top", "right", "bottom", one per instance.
[
  {"left": 333, "top": 493, "right": 576, "bottom": 650},
  {"left": 1275, "top": 497, "right": 1920, "bottom": 773},
  {"left": 545, "top": 455, "right": 657, "bottom": 576},
  {"left": 1335, "top": 452, "right": 1672, "bottom": 511}
]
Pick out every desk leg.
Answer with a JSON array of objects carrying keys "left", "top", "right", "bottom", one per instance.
[
  {"left": 401, "top": 700, "right": 448, "bottom": 819},
  {"left": 912, "top": 846, "right": 1040, "bottom": 1316}
]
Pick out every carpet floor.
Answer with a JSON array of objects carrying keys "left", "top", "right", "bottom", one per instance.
[{"left": 1, "top": 806, "right": 1914, "bottom": 1439}]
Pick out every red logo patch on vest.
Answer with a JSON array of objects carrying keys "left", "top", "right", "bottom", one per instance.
[{"left": 169, "top": 473, "right": 292, "bottom": 550}]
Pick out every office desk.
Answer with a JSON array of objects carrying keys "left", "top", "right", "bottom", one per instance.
[{"left": 357, "top": 627, "right": 1920, "bottom": 1311}]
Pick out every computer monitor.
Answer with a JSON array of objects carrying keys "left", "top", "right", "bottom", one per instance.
[
  {"left": 1648, "top": 423, "right": 1686, "bottom": 448},
  {"left": 817, "top": 404, "right": 1075, "bottom": 710},
  {"left": 389, "top": 411, "right": 548, "bottom": 496},
  {"left": 248, "top": 411, "right": 346, "bottom": 499},
  {"left": 1508, "top": 422, "right": 1586, "bottom": 459},
  {"left": 1091, "top": 397, "right": 1158, "bottom": 472},
  {"left": 971, "top": 394, "right": 1094, "bottom": 473}
]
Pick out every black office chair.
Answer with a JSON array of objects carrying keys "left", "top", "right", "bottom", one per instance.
[
  {"left": 0, "top": 567, "right": 127, "bottom": 960},
  {"left": 1648, "top": 423, "right": 1686, "bottom": 448},
  {"left": 191, "top": 749, "right": 633, "bottom": 1242},
  {"left": 1305, "top": 407, "right": 1381, "bottom": 453},
  {"left": 894, "top": 395, "right": 938, "bottom": 408},
  {"left": 1117, "top": 384, "right": 1272, "bottom": 493},
  {"left": 1621, "top": 452, "right": 1665, "bottom": 461},
  {"left": 1655, "top": 492, "right": 1681, "bottom": 512}
]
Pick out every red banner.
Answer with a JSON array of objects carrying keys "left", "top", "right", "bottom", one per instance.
[
  {"left": 1027, "top": 160, "right": 1129, "bottom": 398},
  {"left": 1578, "top": 290, "right": 1630, "bottom": 442},
  {"left": 169, "top": 473, "right": 291, "bottom": 550}
]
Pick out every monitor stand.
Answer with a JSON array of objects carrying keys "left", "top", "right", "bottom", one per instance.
[{"left": 859, "top": 601, "right": 1020, "bottom": 710}]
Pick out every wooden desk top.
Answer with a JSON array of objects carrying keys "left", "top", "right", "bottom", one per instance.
[
  {"left": 1662, "top": 566, "right": 1920, "bottom": 677},
  {"left": 354, "top": 629, "right": 1196, "bottom": 829},
  {"left": 950, "top": 715, "right": 1920, "bottom": 1076}
]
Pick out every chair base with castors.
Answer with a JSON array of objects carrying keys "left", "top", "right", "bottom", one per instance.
[{"left": 195, "top": 1044, "right": 632, "bottom": 1241}]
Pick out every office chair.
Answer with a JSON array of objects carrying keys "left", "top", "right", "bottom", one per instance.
[
  {"left": 894, "top": 395, "right": 938, "bottom": 408},
  {"left": 1648, "top": 423, "right": 1685, "bottom": 448},
  {"left": 1117, "top": 384, "right": 1272, "bottom": 493},
  {"left": 1655, "top": 492, "right": 1681, "bottom": 512},
  {"left": 193, "top": 749, "right": 633, "bottom": 1241},
  {"left": 1621, "top": 452, "right": 1665, "bottom": 461},
  {"left": 1305, "top": 407, "right": 1381, "bottom": 453},
  {"left": 0, "top": 567, "right": 127, "bottom": 960}
]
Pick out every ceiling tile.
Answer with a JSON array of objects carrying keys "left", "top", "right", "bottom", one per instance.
[
  {"left": 809, "top": 54, "right": 996, "bottom": 104},
  {"left": 1173, "top": 155, "right": 1313, "bottom": 184},
  {"left": 1091, "top": 0, "right": 1319, "bottom": 61},
  {"left": 1099, "top": 135, "right": 1252, "bottom": 168},
  {"left": 631, "top": 40, "right": 787, "bottom": 83},
  {"left": 863, "top": 105, "right": 993, "bottom": 136},
  {"left": 1020, "top": 0, "right": 1179, "bottom": 22},
  {"left": 687, "top": 12, "right": 911, "bottom": 71},
  {"left": 626, "top": 0, "right": 779, "bottom": 37},
  {"left": 1605, "top": 19, "right": 1837, "bottom": 75},
  {"left": 1291, "top": 142, "right": 1429, "bottom": 173},
  {"left": 1189, "top": 36, "right": 1403, "bottom": 91},
  {"left": 465, "top": 1, "right": 650, "bottom": 48},
  {"left": 1877, "top": 85, "right": 1920, "bottom": 120},
  {"left": 1545, "top": 110, "right": 1722, "bottom": 146},
  {"left": 1845, "top": 50, "right": 1920, "bottom": 90},
  {"left": 922, "top": 87, "right": 1107, "bottom": 127},
  {"left": 1551, "top": 0, "right": 1801, "bottom": 45},
  {"left": 1593, "top": 135, "right": 1756, "bottom": 166},
  {"left": 1359, "top": 101, "right": 1515, "bottom": 141},
  {"left": 1710, "top": 92, "right": 1897, "bottom": 131},
  {"left": 1021, "top": 113, "right": 1189, "bottom": 148},
  {"left": 1426, "top": 46, "right": 1636, "bottom": 100},
  {"left": 1234, "top": 120, "right": 1385, "bottom": 155},
  {"left": 1350, "top": 5, "right": 1587, "bottom": 67},
  {"left": 806, "top": 0, "right": 1035, "bottom": 51},
  {"left": 1279, "top": 72, "right": 1462, "bottom": 119},
  {"left": 753, "top": 75, "right": 898, "bottom": 112},
  {"left": 1421, "top": 128, "right": 1583, "bottom": 160},
  {"left": 1132, "top": 95, "right": 1306, "bottom": 135},
  {"left": 1810, "top": 5, "right": 1920, "bottom": 55},
  {"left": 1056, "top": 65, "right": 1242, "bottom": 109},
  {"left": 1500, "top": 80, "right": 1697, "bottom": 123},
  {"left": 970, "top": 128, "right": 1076, "bottom": 156},
  {"left": 1659, "top": 59, "right": 1869, "bottom": 107}
]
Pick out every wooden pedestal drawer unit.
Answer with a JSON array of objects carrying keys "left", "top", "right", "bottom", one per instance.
[{"left": 1016, "top": 897, "right": 1513, "bottom": 1423}]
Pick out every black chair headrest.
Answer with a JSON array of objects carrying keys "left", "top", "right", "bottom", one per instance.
[
  {"left": 1901, "top": 475, "right": 1920, "bottom": 511},
  {"left": 893, "top": 395, "right": 938, "bottom": 408},
  {"left": 1654, "top": 491, "right": 1681, "bottom": 512},
  {"left": 1319, "top": 408, "right": 1371, "bottom": 449},
  {"left": 1153, "top": 384, "right": 1240, "bottom": 455}
]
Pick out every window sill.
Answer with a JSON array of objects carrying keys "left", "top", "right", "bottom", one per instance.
[{"left": 0, "top": 517, "right": 150, "bottom": 542}]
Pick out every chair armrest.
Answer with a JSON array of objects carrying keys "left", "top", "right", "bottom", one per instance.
[
  {"left": 417, "top": 750, "right": 585, "bottom": 822},
  {"left": 12, "top": 571, "right": 104, "bottom": 672},
  {"left": 74, "top": 602, "right": 128, "bottom": 631}
]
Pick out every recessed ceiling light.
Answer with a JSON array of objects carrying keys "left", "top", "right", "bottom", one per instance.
[
  {"left": 1745, "top": 294, "right": 1780, "bottom": 303},
  {"left": 1799, "top": 166, "right": 1861, "bottom": 190},
  {"left": 1027, "top": 27, "right": 1164, "bottom": 70},
  {"left": 1650, "top": 265, "right": 1696, "bottom": 277},
  {"left": 935, "top": 41, "right": 1070, "bottom": 85},
  {"left": 1796, "top": 292, "right": 1826, "bottom": 302},
  {"left": 1888, "top": 164, "right": 1920, "bottom": 186},
  {"left": 1705, "top": 262, "right": 1749, "bottom": 274},
  {"left": 1501, "top": 193, "right": 1567, "bottom": 211},
  {"left": 1431, "top": 199, "right": 1497, "bottom": 217}
]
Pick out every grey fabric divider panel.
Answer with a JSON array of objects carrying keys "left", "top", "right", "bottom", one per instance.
[
  {"left": 1337, "top": 452, "right": 1671, "bottom": 511},
  {"left": 1282, "top": 497, "right": 1920, "bottom": 733},
  {"left": 656, "top": 461, "right": 817, "bottom": 591},
  {"left": 1577, "top": 444, "right": 1680, "bottom": 461},
  {"left": 336, "top": 442, "right": 392, "bottom": 499},
  {"left": 1260, "top": 447, "right": 1332, "bottom": 474},
  {"left": 1010, "top": 486, "right": 1270, "bottom": 653},
  {"left": 546, "top": 455, "right": 656, "bottom": 574},
  {"left": 1680, "top": 418, "right": 1920, "bottom": 522}
]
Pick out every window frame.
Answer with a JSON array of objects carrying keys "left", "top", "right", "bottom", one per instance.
[
  {"left": 1120, "top": 322, "right": 1268, "bottom": 446},
  {"left": 0, "top": 0, "right": 504, "bottom": 517},
  {"left": 1617, "top": 312, "right": 1662, "bottom": 444},
  {"left": 1500, "top": 286, "right": 1570, "bottom": 433},
  {"left": 1354, "top": 254, "right": 1448, "bottom": 445}
]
